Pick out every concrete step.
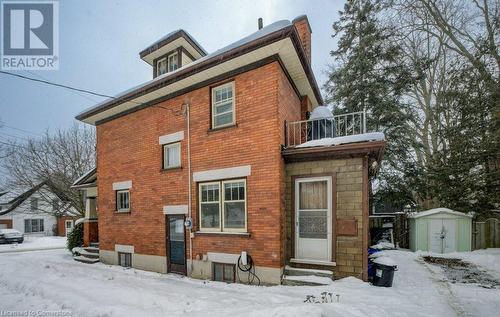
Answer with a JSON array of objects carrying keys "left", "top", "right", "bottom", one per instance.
[
  {"left": 282, "top": 275, "right": 333, "bottom": 286},
  {"left": 78, "top": 249, "right": 99, "bottom": 259},
  {"left": 84, "top": 247, "right": 100, "bottom": 254},
  {"left": 285, "top": 265, "right": 333, "bottom": 278},
  {"left": 73, "top": 255, "right": 100, "bottom": 264},
  {"left": 89, "top": 242, "right": 99, "bottom": 248}
]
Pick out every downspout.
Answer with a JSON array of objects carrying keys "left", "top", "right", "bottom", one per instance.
[{"left": 184, "top": 102, "right": 193, "bottom": 273}]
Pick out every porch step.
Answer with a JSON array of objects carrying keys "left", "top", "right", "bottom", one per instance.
[
  {"left": 72, "top": 246, "right": 100, "bottom": 264},
  {"left": 284, "top": 265, "right": 333, "bottom": 278},
  {"left": 84, "top": 246, "right": 99, "bottom": 254},
  {"left": 89, "top": 242, "right": 99, "bottom": 248},
  {"left": 282, "top": 275, "right": 334, "bottom": 286},
  {"left": 73, "top": 255, "right": 100, "bottom": 264}
]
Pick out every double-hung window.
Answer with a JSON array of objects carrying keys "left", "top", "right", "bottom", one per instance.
[
  {"left": 163, "top": 142, "right": 181, "bottom": 169},
  {"left": 156, "top": 57, "right": 167, "bottom": 76},
  {"left": 116, "top": 190, "right": 130, "bottom": 212},
  {"left": 199, "top": 179, "right": 246, "bottom": 232},
  {"left": 211, "top": 82, "right": 235, "bottom": 129}
]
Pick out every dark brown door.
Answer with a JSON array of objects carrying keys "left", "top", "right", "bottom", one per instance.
[{"left": 166, "top": 215, "right": 186, "bottom": 275}]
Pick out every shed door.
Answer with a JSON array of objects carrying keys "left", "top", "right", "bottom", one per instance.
[
  {"left": 442, "top": 219, "right": 456, "bottom": 253},
  {"left": 429, "top": 219, "right": 456, "bottom": 253}
]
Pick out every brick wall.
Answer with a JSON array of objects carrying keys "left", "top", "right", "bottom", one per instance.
[
  {"left": 285, "top": 157, "right": 368, "bottom": 280},
  {"left": 96, "top": 61, "right": 301, "bottom": 269},
  {"left": 56, "top": 216, "right": 78, "bottom": 236}
]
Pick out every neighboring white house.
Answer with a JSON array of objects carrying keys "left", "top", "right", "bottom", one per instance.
[{"left": 0, "top": 182, "right": 79, "bottom": 236}]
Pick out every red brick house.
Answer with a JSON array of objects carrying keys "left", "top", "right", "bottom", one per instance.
[{"left": 74, "top": 16, "right": 385, "bottom": 284}]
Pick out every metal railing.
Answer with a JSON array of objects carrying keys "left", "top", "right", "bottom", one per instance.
[{"left": 285, "top": 110, "right": 366, "bottom": 148}]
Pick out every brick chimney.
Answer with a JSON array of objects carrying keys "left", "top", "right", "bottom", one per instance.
[{"left": 292, "top": 15, "right": 312, "bottom": 64}]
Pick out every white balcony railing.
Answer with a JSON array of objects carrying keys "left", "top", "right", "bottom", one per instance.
[{"left": 285, "top": 110, "right": 366, "bottom": 148}]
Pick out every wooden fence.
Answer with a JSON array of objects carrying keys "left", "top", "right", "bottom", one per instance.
[{"left": 473, "top": 218, "right": 500, "bottom": 250}]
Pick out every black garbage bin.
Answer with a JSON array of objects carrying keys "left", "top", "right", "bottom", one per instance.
[{"left": 372, "top": 263, "right": 397, "bottom": 287}]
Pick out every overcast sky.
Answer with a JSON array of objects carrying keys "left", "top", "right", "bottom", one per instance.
[{"left": 0, "top": 0, "right": 342, "bottom": 141}]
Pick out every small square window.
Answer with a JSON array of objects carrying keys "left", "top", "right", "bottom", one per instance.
[
  {"left": 213, "top": 262, "right": 235, "bottom": 283},
  {"left": 163, "top": 142, "right": 181, "bottom": 169},
  {"left": 116, "top": 190, "right": 130, "bottom": 212},
  {"left": 118, "top": 252, "right": 132, "bottom": 267}
]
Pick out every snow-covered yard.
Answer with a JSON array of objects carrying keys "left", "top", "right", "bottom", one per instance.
[
  {"left": 0, "top": 249, "right": 498, "bottom": 316},
  {"left": 0, "top": 236, "right": 67, "bottom": 253}
]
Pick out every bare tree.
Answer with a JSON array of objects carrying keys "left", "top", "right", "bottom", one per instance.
[{"left": 1, "top": 124, "right": 95, "bottom": 215}]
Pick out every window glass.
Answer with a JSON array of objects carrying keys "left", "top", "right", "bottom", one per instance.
[
  {"left": 157, "top": 57, "right": 167, "bottom": 76},
  {"left": 163, "top": 143, "right": 181, "bottom": 168},
  {"left": 168, "top": 53, "right": 178, "bottom": 72},
  {"left": 117, "top": 190, "right": 130, "bottom": 211},
  {"left": 212, "top": 83, "right": 234, "bottom": 128},
  {"left": 200, "top": 183, "right": 220, "bottom": 229},
  {"left": 118, "top": 252, "right": 132, "bottom": 267},
  {"left": 30, "top": 197, "right": 38, "bottom": 212},
  {"left": 213, "top": 263, "right": 235, "bottom": 283},
  {"left": 199, "top": 180, "right": 246, "bottom": 232}
]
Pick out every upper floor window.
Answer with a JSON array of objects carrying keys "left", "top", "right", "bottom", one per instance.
[
  {"left": 30, "top": 197, "right": 38, "bottom": 212},
  {"left": 163, "top": 142, "right": 181, "bottom": 169},
  {"left": 211, "top": 82, "right": 235, "bottom": 129},
  {"left": 199, "top": 179, "right": 246, "bottom": 232},
  {"left": 157, "top": 57, "right": 168, "bottom": 76},
  {"left": 168, "top": 52, "right": 178, "bottom": 72},
  {"left": 116, "top": 190, "right": 130, "bottom": 212},
  {"left": 156, "top": 52, "right": 178, "bottom": 76}
]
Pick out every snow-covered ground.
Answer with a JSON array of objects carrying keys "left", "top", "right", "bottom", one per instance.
[
  {"left": 0, "top": 249, "right": 498, "bottom": 316},
  {"left": 0, "top": 236, "right": 66, "bottom": 253}
]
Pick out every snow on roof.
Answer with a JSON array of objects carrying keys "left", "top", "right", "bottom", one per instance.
[
  {"left": 408, "top": 208, "right": 473, "bottom": 219},
  {"left": 72, "top": 167, "right": 97, "bottom": 187},
  {"left": 141, "top": 29, "right": 207, "bottom": 56},
  {"left": 295, "top": 132, "right": 385, "bottom": 149},
  {"left": 77, "top": 19, "right": 292, "bottom": 118},
  {"left": 309, "top": 106, "right": 333, "bottom": 120}
]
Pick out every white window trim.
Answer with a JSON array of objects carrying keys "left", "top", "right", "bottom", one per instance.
[
  {"left": 116, "top": 189, "right": 130, "bottom": 212},
  {"left": 156, "top": 57, "right": 167, "bottom": 76},
  {"left": 198, "top": 181, "right": 222, "bottom": 232},
  {"left": 221, "top": 179, "right": 247, "bottom": 232},
  {"left": 115, "top": 244, "right": 134, "bottom": 253},
  {"left": 163, "top": 205, "right": 188, "bottom": 215},
  {"left": 168, "top": 52, "right": 178, "bottom": 72},
  {"left": 163, "top": 142, "right": 181, "bottom": 169},
  {"left": 198, "top": 179, "right": 247, "bottom": 233},
  {"left": 211, "top": 82, "right": 235, "bottom": 129}
]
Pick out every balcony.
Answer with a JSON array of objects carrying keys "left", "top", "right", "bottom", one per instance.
[{"left": 285, "top": 110, "right": 367, "bottom": 148}]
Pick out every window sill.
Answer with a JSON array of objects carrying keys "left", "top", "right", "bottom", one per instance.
[
  {"left": 207, "top": 123, "right": 238, "bottom": 133},
  {"left": 115, "top": 210, "right": 131, "bottom": 214},
  {"left": 160, "top": 166, "right": 182, "bottom": 172},
  {"left": 195, "top": 231, "right": 250, "bottom": 237}
]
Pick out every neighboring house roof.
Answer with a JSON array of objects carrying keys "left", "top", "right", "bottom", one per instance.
[
  {"left": 0, "top": 181, "right": 76, "bottom": 216},
  {"left": 76, "top": 17, "right": 322, "bottom": 125},
  {"left": 139, "top": 29, "right": 207, "bottom": 62},
  {"left": 71, "top": 167, "right": 97, "bottom": 188},
  {"left": 408, "top": 208, "right": 473, "bottom": 219}
]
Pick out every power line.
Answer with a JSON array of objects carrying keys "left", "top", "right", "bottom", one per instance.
[
  {"left": 0, "top": 124, "right": 44, "bottom": 137},
  {"left": 0, "top": 140, "right": 50, "bottom": 155},
  {"left": 0, "top": 131, "right": 32, "bottom": 142},
  {"left": 0, "top": 71, "right": 114, "bottom": 99}
]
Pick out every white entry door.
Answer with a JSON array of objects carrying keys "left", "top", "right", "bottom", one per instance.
[
  {"left": 295, "top": 176, "right": 332, "bottom": 262},
  {"left": 429, "top": 219, "right": 456, "bottom": 253},
  {"left": 65, "top": 220, "right": 74, "bottom": 236}
]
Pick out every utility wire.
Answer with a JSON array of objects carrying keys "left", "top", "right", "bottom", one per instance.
[
  {"left": 0, "top": 124, "right": 44, "bottom": 137},
  {"left": 0, "top": 140, "right": 51, "bottom": 155},
  {"left": 0, "top": 131, "right": 32, "bottom": 142},
  {"left": 0, "top": 71, "right": 114, "bottom": 99}
]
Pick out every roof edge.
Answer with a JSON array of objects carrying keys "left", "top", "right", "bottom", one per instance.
[
  {"left": 292, "top": 15, "right": 312, "bottom": 33},
  {"left": 76, "top": 24, "right": 323, "bottom": 123},
  {"left": 139, "top": 30, "right": 207, "bottom": 59}
]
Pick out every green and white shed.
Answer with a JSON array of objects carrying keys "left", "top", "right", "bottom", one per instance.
[{"left": 409, "top": 208, "right": 473, "bottom": 253}]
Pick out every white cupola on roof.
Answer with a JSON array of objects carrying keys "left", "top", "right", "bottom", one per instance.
[{"left": 309, "top": 105, "right": 333, "bottom": 120}]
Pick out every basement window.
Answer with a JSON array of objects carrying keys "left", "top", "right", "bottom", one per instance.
[
  {"left": 118, "top": 252, "right": 132, "bottom": 268},
  {"left": 213, "top": 262, "right": 235, "bottom": 283}
]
